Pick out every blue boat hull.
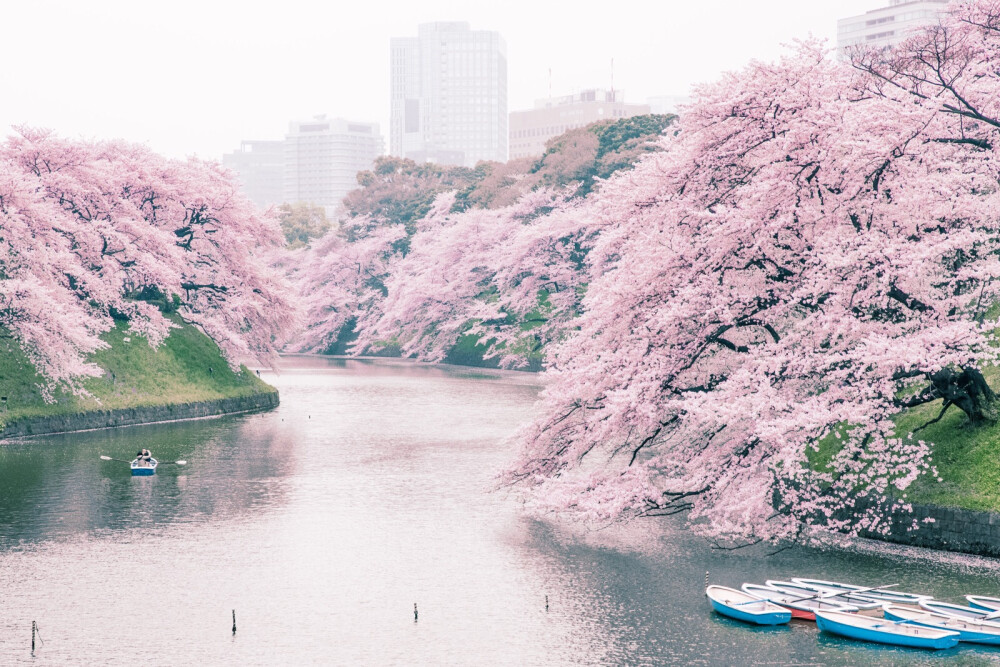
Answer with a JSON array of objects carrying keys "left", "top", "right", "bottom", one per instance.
[
  {"left": 131, "top": 457, "right": 158, "bottom": 476},
  {"left": 884, "top": 608, "right": 1000, "bottom": 645},
  {"left": 816, "top": 614, "right": 959, "bottom": 650},
  {"left": 710, "top": 598, "right": 791, "bottom": 625}
]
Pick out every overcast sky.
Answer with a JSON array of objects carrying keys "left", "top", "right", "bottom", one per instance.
[{"left": 1, "top": 0, "right": 882, "bottom": 160}]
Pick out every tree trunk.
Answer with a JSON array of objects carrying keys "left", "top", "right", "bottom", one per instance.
[{"left": 930, "top": 367, "right": 997, "bottom": 426}]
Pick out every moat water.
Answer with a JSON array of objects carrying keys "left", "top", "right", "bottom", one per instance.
[{"left": 2, "top": 357, "right": 1000, "bottom": 665}]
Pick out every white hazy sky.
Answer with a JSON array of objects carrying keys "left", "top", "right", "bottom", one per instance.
[{"left": 0, "top": 0, "right": 882, "bottom": 160}]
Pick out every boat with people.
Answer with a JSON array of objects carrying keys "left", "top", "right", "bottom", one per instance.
[
  {"left": 740, "top": 583, "right": 857, "bottom": 620},
  {"left": 883, "top": 605, "right": 1000, "bottom": 644},
  {"left": 131, "top": 456, "right": 158, "bottom": 476},
  {"left": 705, "top": 585, "right": 792, "bottom": 625},
  {"left": 131, "top": 448, "right": 157, "bottom": 476},
  {"left": 100, "top": 450, "right": 184, "bottom": 475},
  {"left": 814, "top": 609, "right": 960, "bottom": 650}
]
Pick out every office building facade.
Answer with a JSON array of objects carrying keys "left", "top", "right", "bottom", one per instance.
[
  {"left": 222, "top": 140, "right": 285, "bottom": 209},
  {"left": 838, "top": 0, "right": 948, "bottom": 54},
  {"left": 509, "top": 89, "right": 650, "bottom": 161},
  {"left": 391, "top": 22, "right": 507, "bottom": 167},
  {"left": 283, "top": 116, "right": 383, "bottom": 212}
]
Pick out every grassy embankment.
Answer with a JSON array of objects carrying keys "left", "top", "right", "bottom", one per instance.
[
  {"left": 0, "top": 314, "right": 274, "bottom": 431},
  {"left": 809, "top": 366, "right": 1000, "bottom": 513}
]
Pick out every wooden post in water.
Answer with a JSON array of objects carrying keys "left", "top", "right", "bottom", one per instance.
[
  {"left": 31, "top": 621, "right": 35, "bottom": 652},
  {"left": 414, "top": 603, "right": 418, "bottom": 623},
  {"left": 232, "top": 609, "right": 237, "bottom": 635},
  {"left": 545, "top": 595, "right": 549, "bottom": 611}
]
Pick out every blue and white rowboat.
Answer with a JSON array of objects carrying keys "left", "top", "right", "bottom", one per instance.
[
  {"left": 883, "top": 605, "right": 1000, "bottom": 645},
  {"left": 815, "top": 609, "right": 959, "bottom": 650},
  {"left": 130, "top": 457, "right": 158, "bottom": 476},
  {"left": 706, "top": 585, "right": 791, "bottom": 625},
  {"left": 791, "top": 578, "right": 930, "bottom": 605},
  {"left": 741, "top": 583, "right": 857, "bottom": 620},
  {"left": 966, "top": 596, "right": 1000, "bottom": 613},
  {"left": 765, "top": 580, "right": 882, "bottom": 610},
  {"left": 920, "top": 599, "right": 997, "bottom": 620}
]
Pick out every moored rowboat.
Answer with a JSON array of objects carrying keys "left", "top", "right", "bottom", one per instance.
[
  {"left": 814, "top": 609, "right": 959, "bottom": 650},
  {"left": 966, "top": 595, "right": 1000, "bottom": 613},
  {"left": 883, "top": 605, "right": 1000, "bottom": 645},
  {"left": 919, "top": 599, "right": 997, "bottom": 620},
  {"left": 764, "top": 580, "right": 882, "bottom": 610},
  {"left": 705, "top": 585, "right": 791, "bottom": 625},
  {"left": 741, "top": 583, "right": 857, "bottom": 621},
  {"left": 791, "top": 578, "right": 929, "bottom": 605},
  {"left": 131, "top": 457, "right": 158, "bottom": 476}
]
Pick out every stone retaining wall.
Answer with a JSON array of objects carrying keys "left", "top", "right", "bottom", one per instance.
[
  {"left": 855, "top": 502, "right": 1000, "bottom": 557},
  {"left": 0, "top": 391, "right": 279, "bottom": 440}
]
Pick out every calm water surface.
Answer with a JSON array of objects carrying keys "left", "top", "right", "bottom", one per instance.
[{"left": 3, "top": 357, "right": 1000, "bottom": 665}]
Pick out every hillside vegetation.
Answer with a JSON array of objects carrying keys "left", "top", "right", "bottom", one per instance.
[{"left": 0, "top": 316, "right": 274, "bottom": 431}]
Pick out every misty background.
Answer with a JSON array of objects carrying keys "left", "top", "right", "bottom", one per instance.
[{"left": 1, "top": 0, "right": 878, "bottom": 160}]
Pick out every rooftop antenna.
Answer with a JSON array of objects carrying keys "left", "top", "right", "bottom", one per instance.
[{"left": 610, "top": 57, "right": 615, "bottom": 102}]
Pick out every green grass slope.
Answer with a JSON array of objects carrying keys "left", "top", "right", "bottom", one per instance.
[
  {"left": 894, "top": 369, "right": 1000, "bottom": 511},
  {"left": 808, "top": 367, "right": 1000, "bottom": 512},
  {"left": 0, "top": 315, "right": 274, "bottom": 430}
]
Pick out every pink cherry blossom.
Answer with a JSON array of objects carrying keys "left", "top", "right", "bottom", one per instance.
[{"left": 0, "top": 129, "right": 296, "bottom": 395}]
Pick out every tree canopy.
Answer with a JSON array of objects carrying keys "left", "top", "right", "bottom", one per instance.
[
  {"left": 506, "top": 3, "right": 1000, "bottom": 541},
  {"left": 0, "top": 129, "right": 296, "bottom": 395}
]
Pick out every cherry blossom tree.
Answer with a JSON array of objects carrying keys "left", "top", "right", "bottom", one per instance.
[
  {"left": 289, "top": 217, "right": 406, "bottom": 354},
  {"left": 0, "top": 129, "right": 295, "bottom": 394},
  {"left": 346, "top": 189, "right": 592, "bottom": 367},
  {"left": 504, "top": 2, "right": 1000, "bottom": 541}
]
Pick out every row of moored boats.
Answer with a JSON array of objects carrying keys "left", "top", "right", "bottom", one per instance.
[{"left": 707, "top": 578, "right": 1000, "bottom": 650}]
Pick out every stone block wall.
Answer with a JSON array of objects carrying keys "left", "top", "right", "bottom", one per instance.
[
  {"left": 856, "top": 502, "right": 1000, "bottom": 557},
  {"left": 0, "top": 391, "right": 279, "bottom": 440}
]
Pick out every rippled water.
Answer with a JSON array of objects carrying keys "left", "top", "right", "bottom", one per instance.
[{"left": 3, "top": 357, "right": 1000, "bottom": 665}]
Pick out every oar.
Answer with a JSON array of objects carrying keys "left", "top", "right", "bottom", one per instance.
[
  {"left": 100, "top": 455, "right": 132, "bottom": 463},
  {"left": 776, "top": 583, "right": 899, "bottom": 605},
  {"left": 735, "top": 583, "right": 899, "bottom": 609},
  {"left": 158, "top": 460, "right": 187, "bottom": 466}
]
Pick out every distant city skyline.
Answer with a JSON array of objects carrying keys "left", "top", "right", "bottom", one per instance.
[
  {"left": 1, "top": 0, "right": 900, "bottom": 161},
  {"left": 391, "top": 22, "right": 508, "bottom": 166}
]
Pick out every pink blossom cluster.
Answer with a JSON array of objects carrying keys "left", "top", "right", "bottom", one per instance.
[
  {"left": 0, "top": 129, "right": 295, "bottom": 395},
  {"left": 292, "top": 1, "right": 1000, "bottom": 540},
  {"left": 506, "top": 2, "right": 1000, "bottom": 540}
]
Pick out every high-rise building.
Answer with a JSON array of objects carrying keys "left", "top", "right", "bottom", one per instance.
[
  {"left": 509, "top": 90, "right": 650, "bottom": 161},
  {"left": 390, "top": 22, "right": 507, "bottom": 167},
  {"left": 837, "top": 0, "right": 948, "bottom": 54},
  {"left": 283, "top": 116, "right": 384, "bottom": 212},
  {"left": 222, "top": 140, "right": 285, "bottom": 209}
]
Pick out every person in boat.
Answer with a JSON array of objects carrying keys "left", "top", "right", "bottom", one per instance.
[
  {"left": 135, "top": 450, "right": 146, "bottom": 466},
  {"left": 135, "top": 449, "right": 152, "bottom": 466}
]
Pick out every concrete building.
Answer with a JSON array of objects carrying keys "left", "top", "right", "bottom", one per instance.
[
  {"left": 390, "top": 22, "right": 507, "bottom": 167},
  {"left": 509, "top": 89, "right": 650, "bottom": 161},
  {"left": 646, "top": 95, "right": 691, "bottom": 117},
  {"left": 222, "top": 140, "right": 284, "bottom": 209},
  {"left": 283, "top": 116, "right": 383, "bottom": 212},
  {"left": 837, "top": 0, "right": 948, "bottom": 54}
]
